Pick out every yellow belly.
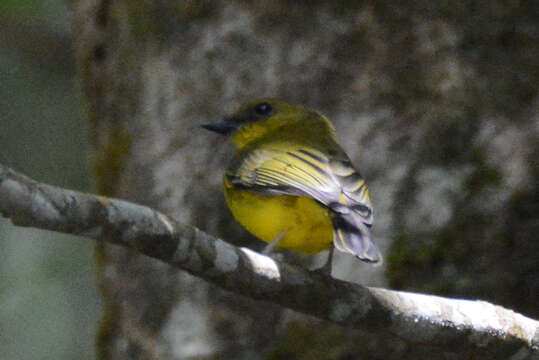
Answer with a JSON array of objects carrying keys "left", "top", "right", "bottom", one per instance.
[{"left": 224, "top": 179, "right": 333, "bottom": 254}]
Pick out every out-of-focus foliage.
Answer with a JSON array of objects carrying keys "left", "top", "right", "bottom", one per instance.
[{"left": 0, "top": 1, "right": 101, "bottom": 359}]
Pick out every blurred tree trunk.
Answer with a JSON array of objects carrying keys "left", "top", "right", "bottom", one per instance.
[{"left": 71, "top": 1, "right": 539, "bottom": 359}]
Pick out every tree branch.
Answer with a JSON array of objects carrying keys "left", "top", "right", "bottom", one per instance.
[{"left": 1, "top": 163, "right": 537, "bottom": 358}]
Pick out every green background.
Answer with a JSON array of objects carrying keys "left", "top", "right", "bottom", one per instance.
[{"left": 0, "top": 1, "right": 101, "bottom": 359}]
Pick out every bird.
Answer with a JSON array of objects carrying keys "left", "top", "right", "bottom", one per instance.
[{"left": 202, "top": 99, "right": 381, "bottom": 273}]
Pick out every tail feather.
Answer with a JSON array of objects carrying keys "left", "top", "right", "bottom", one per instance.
[{"left": 331, "top": 213, "right": 381, "bottom": 264}]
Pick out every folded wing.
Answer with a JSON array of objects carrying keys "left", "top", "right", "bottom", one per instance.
[{"left": 227, "top": 144, "right": 381, "bottom": 263}]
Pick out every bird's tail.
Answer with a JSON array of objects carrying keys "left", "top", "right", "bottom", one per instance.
[{"left": 330, "top": 206, "right": 381, "bottom": 264}]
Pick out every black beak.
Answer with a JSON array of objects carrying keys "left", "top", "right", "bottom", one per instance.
[{"left": 201, "top": 121, "right": 236, "bottom": 135}]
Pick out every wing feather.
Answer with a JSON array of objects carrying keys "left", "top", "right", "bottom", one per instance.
[
  {"left": 229, "top": 146, "right": 338, "bottom": 203},
  {"left": 227, "top": 143, "right": 380, "bottom": 262},
  {"left": 229, "top": 145, "right": 372, "bottom": 220}
]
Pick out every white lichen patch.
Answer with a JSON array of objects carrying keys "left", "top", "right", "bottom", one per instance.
[
  {"left": 380, "top": 288, "right": 539, "bottom": 347},
  {"left": 452, "top": 300, "right": 503, "bottom": 331},
  {"left": 161, "top": 300, "right": 219, "bottom": 358},
  {"left": 405, "top": 165, "right": 473, "bottom": 231},
  {"left": 240, "top": 248, "right": 280, "bottom": 281},
  {"left": 482, "top": 122, "right": 533, "bottom": 191},
  {"left": 392, "top": 290, "right": 446, "bottom": 319},
  {"left": 152, "top": 151, "right": 196, "bottom": 222},
  {"left": 214, "top": 240, "right": 239, "bottom": 273},
  {"left": 200, "top": 3, "right": 253, "bottom": 54}
]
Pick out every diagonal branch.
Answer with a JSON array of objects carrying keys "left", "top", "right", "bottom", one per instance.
[{"left": 0, "top": 163, "right": 538, "bottom": 358}]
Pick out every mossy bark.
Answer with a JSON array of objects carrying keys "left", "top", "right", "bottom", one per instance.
[{"left": 72, "top": 1, "right": 539, "bottom": 359}]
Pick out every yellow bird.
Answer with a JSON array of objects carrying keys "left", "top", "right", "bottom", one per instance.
[{"left": 202, "top": 99, "right": 381, "bottom": 272}]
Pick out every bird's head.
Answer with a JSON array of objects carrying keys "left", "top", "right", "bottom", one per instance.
[{"left": 202, "top": 99, "right": 335, "bottom": 150}]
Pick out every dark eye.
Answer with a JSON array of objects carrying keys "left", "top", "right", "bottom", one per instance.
[{"left": 255, "top": 103, "right": 273, "bottom": 116}]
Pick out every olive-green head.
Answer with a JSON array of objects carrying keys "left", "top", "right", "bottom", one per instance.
[{"left": 202, "top": 99, "right": 336, "bottom": 150}]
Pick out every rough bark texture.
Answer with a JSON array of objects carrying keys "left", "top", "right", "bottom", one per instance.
[
  {"left": 1, "top": 163, "right": 538, "bottom": 360},
  {"left": 71, "top": 1, "right": 539, "bottom": 359}
]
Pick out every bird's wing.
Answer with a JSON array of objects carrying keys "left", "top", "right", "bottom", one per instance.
[
  {"left": 227, "top": 145, "right": 374, "bottom": 227},
  {"left": 227, "top": 144, "right": 380, "bottom": 262},
  {"left": 229, "top": 147, "right": 334, "bottom": 199}
]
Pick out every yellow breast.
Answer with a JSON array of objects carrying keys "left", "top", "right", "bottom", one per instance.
[{"left": 223, "top": 177, "right": 333, "bottom": 254}]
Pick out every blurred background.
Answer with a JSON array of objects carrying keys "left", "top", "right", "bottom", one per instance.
[
  {"left": 1, "top": 1, "right": 538, "bottom": 359},
  {"left": 0, "top": 1, "right": 101, "bottom": 359}
]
